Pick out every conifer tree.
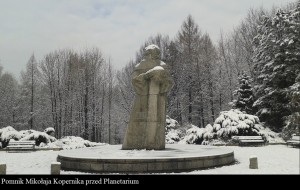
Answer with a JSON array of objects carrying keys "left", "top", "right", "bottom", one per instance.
[
  {"left": 232, "top": 72, "right": 254, "bottom": 114},
  {"left": 252, "top": 3, "right": 300, "bottom": 131}
]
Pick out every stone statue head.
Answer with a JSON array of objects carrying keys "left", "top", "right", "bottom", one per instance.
[{"left": 144, "top": 44, "right": 161, "bottom": 61}]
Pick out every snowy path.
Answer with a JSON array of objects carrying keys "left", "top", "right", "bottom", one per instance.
[{"left": 0, "top": 145, "right": 299, "bottom": 174}]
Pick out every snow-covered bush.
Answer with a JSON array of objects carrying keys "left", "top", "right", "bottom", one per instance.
[
  {"left": 179, "top": 125, "right": 205, "bottom": 144},
  {"left": 44, "top": 127, "right": 55, "bottom": 136},
  {"left": 258, "top": 126, "right": 285, "bottom": 144},
  {"left": 166, "top": 129, "right": 182, "bottom": 144},
  {"left": 166, "top": 109, "right": 284, "bottom": 145},
  {"left": 20, "top": 131, "right": 57, "bottom": 146},
  {"left": 0, "top": 126, "right": 104, "bottom": 149},
  {"left": 165, "top": 116, "right": 184, "bottom": 144},
  {"left": 0, "top": 126, "right": 21, "bottom": 140},
  {"left": 43, "top": 136, "right": 104, "bottom": 150},
  {"left": 213, "top": 109, "right": 261, "bottom": 139},
  {"left": 0, "top": 126, "right": 56, "bottom": 147},
  {"left": 166, "top": 116, "right": 180, "bottom": 131},
  {"left": 179, "top": 124, "right": 215, "bottom": 145},
  {"left": 0, "top": 126, "right": 22, "bottom": 147},
  {"left": 178, "top": 109, "right": 262, "bottom": 144}
]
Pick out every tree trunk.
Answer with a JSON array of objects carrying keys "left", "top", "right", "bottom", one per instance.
[
  {"left": 188, "top": 81, "right": 192, "bottom": 123},
  {"left": 84, "top": 73, "right": 89, "bottom": 140},
  {"left": 99, "top": 83, "right": 106, "bottom": 142},
  {"left": 30, "top": 62, "right": 34, "bottom": 130},
  {"left": 209, "top": 82, "right": 215, "bottom": 122},
  {"left": 200, "top": 93, "right": 205, "bottom": 128}
]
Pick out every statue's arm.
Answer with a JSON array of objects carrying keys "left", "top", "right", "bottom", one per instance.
[{"left": 132, "top": 71, "right": 147, "bottom": 95}]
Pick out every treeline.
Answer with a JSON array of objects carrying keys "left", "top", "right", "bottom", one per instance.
[
  {"left": 0, "top": 1, "right": 299, "bottom": 142},
  {"left": 0, "top": 49, "right": 122, "bottom": 144},
  {"left": 117, "top": 10, "right": 273, "bottom": 129},
  {"left": 117, "top": 1, "right": 299, "bottom": 137}
]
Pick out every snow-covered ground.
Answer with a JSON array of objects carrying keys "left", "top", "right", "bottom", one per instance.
[
  {"left": 0, "top": 145, "right": 298, "bottom": 174},
  {"left": 187, "top": 145, "right": 299, "bottom": 174}
]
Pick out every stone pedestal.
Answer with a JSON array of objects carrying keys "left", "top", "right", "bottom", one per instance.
[
  {"left": 0, "top": 163, "right": 6, "bottom": 175},
  {"left": 249, "top": 156, "right": 258, "bottom": 169},
  {"left": 122, "top": 45, "right": 173, "bottom": 150},
  {"left": 51, "top": 162, "right": 61, "bottom": 175}
]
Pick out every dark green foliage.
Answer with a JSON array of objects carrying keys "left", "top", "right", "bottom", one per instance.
[
  {"left": 283, "top": 74, "right": 300, "bottom": 139},
  {"left": 232, "top": 72, "right": 254, "bottom": 114},
  {"left": 252, "top": 3, "right": 300, "bottom": 131}
]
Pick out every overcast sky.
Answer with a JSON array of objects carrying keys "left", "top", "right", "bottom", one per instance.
[{"left": 0, "top": 0, "right": 295, "bottom": 77}]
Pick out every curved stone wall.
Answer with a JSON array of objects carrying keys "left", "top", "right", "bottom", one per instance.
[{"left": 57, "top": 145, "right": 235, "bottom": 173}]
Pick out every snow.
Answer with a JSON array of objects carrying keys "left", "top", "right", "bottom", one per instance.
[
  {"left": 0, "top": 126, "right": 104, "bottom": 149},
  {"left": 0, "top": 126, "right": 18, "bottom": 141},
  {"left": 0, "top": 126, "right": 56, "bottom": 146},
  {"left": 41, "top": 136, "right": 105, "bottom": 150},
  {"left": 0, "top": 126, "right": 15, "bottom": 133},
  {"left": 222, "top": 119, "right": 231, "bottom": 128},
  {"left": 215, "top": 114, "right": 225, "bottom": 124},
  {"left": 145, "top": 66, "right": 164, "bottom": 74},
  {"left": 165, "top": 130, "right": 181, "bottom": 144},
  {"left": 288, "top": 39, "right": 294, "bottom": 45},
  {"left": 20, "top": 131, "right": 56, "bottom": 145},
  {"left": 165, "top": 116, "right": 182, "bottom": 144},
  {"left": 166, "top": 116, "right": 180, "bottom": 131},
  {"left": 135, "top": 62, "right": 140, "bottom": 68},
  {"left": 185, "top": 145, "right": 299, "bottom": 174},
  {"left": 180, "top": 125, "right": 206, "bottom": 144},
  {"left": 165, "top": 110, "right": 284, "bottom": 145},
  {"left": 261, "top": 108, "right": 270, "bottom": 115},
  {"left": 213, "top": 124, "right": 221, "bottom": 131},
  {"left": 145, "top": 44, "right": 159, "bottom": 50},
  {"left": 44, "top": 127, "right": 55, "bottom": 134},
  {"left": 135, "top": 60, "right": 166, "bottom": 69},
  {"left": 0, "top": 151, "right": 60, "bottom": 174},
  {"left": 253, "top": 98, "right": 263, "bottom": 107},
  {"left": 1, "top": 130, "right": 22, "bottom": 142},
  {"left": 0, "top": 145, "right": 298, "bottom": 174},
  {"left": 179, "top": 124, "right": 217, "bottom": 145},
  {"left": 259, "top": 127, "right": 285, "bottom": 143},
  {"left": 160, "top": 61, "right": 166, "bottom": 66}
]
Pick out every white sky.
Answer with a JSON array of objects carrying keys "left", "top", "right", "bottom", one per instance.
[{"left": 0, "top": 0, "right": 295, "bottom": 77}]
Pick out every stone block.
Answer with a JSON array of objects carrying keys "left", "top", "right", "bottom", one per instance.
[
  {"left": 117, "top": 164, "right": 133, "bottom": 172},
  {"left": 203, "top": 159, "right": 214, "bottom": 168},
  {"left": 60, "top": 161, "right": 68, "bottom": 169},
  {"left": 69, "top": 161, "right": 79, "bottom": 169},
  {"left": 0, "top": 163, "right": 6, "bottom": 175},
  {"left": 163, "top": 161, "right": 177, "bottom": 171},
  {"left": 249, "top": 156, "right": 258, "bottom": 169},
  {"left": 90, "top": 163, "right": 103, "bottom": 172},
  {"left": 51, "top": 162, "right": 61, "bottom": 175},
  {"left": 213, "top": 158, "right": 221, "bottom": 166},
  {"left": 177, "top": 161, "right": 191, "bottom": 170},
  {"left": 132, "top": 163, "right": 148, "bottom": 172},
  {"left": 103, "top": 164, "right": 118, "bottom": 172},
  {"left": 79, "top": 162, "right": 91, "bottom": 170},
  {"left": 191, "top": 160, "right": 204, "bottom": 169},
  {"left": 148, "top": 162, "right": 163, "bottom": 172}
]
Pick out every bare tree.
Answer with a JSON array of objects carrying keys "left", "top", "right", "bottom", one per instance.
[
  {"left": 176, "top": 15, "right": 201, "bottom": 124},
  {"left": 0, "top": 72, "right": 18, "bottom": 127},
  {"left": 107, "top": 59, "right": 114, "bottom": 144},
  {"left": 19, "top": 54, "right": 41, "bottom": 130}
]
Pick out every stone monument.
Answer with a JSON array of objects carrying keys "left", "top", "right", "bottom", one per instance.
[{"left": 122, "top": 44, "right": 173, "bottom": 150}]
